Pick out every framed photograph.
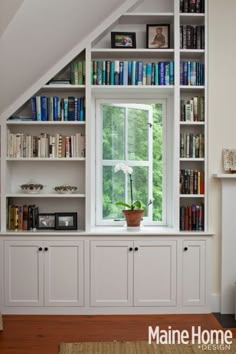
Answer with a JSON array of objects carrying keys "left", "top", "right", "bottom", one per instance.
[
  {"left": 37, "top": 213, "right": 55, "bottom": 230},
  {"left": 55, "top": 212, "right": 77, "bottom": 230},
  {"left": 111, "top": 32, "right": 136, "bottom": 49},
  {"left": 146, "top": 24, "right": 170, "bottom": 49}
]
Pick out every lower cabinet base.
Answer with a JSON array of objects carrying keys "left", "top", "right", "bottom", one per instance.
[{"left": 1, "top": 306, "right": 211, "bottom": 315}]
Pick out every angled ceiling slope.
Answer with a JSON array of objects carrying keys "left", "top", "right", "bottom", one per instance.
[{"left": 0, "top": 0, "right": 140, "bottom": 120}]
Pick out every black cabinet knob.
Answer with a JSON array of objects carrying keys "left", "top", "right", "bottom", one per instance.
[
  {"left": 38, "top": 247, "right": 43, "bottom": 251},
  {"left": 44, "top": 247, "right": 48, "bottom": 252},
  {"left": 129, "top": 247, "right": 133, "bottom": 251},
  {"left": 134, "top": 247, "right": 139, "bottom": 251},
  {"left": 184, "top": 247, "right": 188, "bottom": 251}
]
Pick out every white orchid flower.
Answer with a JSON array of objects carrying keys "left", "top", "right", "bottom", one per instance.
[{"left": 114, "top": 163, "right": 133, "bottom": 175}]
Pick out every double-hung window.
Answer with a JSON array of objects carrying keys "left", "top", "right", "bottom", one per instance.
[{"left": 95, "top": 99, "right": 168, "bottom": 226}]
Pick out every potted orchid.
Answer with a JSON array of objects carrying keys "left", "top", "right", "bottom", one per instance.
[{"left": 114, "top": 163, "right": 144, "bottom": 227}]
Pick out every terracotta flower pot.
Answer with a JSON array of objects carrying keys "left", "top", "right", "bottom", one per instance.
[{"left": 123, "top": 209, "right": 144, "bottom": 227}]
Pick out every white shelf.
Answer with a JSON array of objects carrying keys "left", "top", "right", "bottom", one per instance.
[
  {"left": 6, "top": 158, "right": 85, "bottom": 161},
  {"left": 91, "top": 85, "right": 174, "bottom": 94},
  {"left": 180, "top": 121, "right": 205, "bottom": 125},
  {"left": 91, "top": 48, "right": 174, "bottom": 59},
  {"left": 180, "top": 158, "right": 204, "bottom": 162},
  {"left": 213, "top": 173, "right": 236, "bottom": 179},
  {"left": 6, "top": 193, "right": 86, "bottom": 198},
  {"left": 7, "top": 121, "right": 85, "bottom": 125},
  {"left": 180, "top": 85, "right": 205, "bottom": 90},
  {"left": 41, "top": 84, "right": 85, "bottom": 91}
]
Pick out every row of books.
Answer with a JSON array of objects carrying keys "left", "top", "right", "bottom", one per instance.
[
  {"left": 31, "top": 96, "right": 85, "bottom": 121},
  {"left": 180, "top": 96, "right": 204, "bottom": 121},
  {"left": 8, "top": 204, "right": 38, "bottom": 231},
  {"left": 180, "top": 133, "right": 204, "bottom": 158},
  {"left": 7, "top": 132, "right": 85, "bottom": 158},
  {"left": 180, "top": 61, "right": 204, "bottom": 86},
  {"left": 180, "top": 169, "right": 204, "bottom": 194},
  {"left": 180, "top": 204, "right": 204, "bottom": 231},
  {"left": 91, "top": 60, "right": 175, "bottom": 86},
  {"left": 180, "top": 25, "right": 205, "bottom": 49},
  {"left": 180, "top": 0, "right": 204, "bottom": 13},
  {"left": 70, "top": 60, "right": 86, "bottom": 85}
]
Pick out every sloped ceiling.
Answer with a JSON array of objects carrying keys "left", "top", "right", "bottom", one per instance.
[{"left": 0, "top": 0, "right": 139, "bottom": 119}]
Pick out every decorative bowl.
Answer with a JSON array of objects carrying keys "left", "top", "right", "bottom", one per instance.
[
  {"left": 20, "top": 183, "right": 44, "bottom": 194},
  {"left": 54, "top": 184, "right": 77, "bottom": 194}
]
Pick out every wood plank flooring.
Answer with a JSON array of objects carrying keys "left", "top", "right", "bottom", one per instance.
[{"left": 0, "top": 314, "right": 228, "bottom": 354}]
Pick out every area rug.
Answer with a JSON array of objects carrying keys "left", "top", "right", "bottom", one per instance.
[{"left": 59, "top": 340, "right": 236, "bottom": 354}]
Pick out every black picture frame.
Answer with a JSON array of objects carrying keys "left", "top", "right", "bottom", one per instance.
[
  {"left": 37, "top": 213, "right": 55, "bottom": 230},
  {"left": 55, "top": 212, "right": 77, "bottom": 230},
  {"left": 111, "top": 32, "right": 136, "bottom": 49},
  {"left": 146, "top": 24, "right": 170, "bottom": 49}
]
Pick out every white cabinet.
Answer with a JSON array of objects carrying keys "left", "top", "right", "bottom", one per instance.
[
  {"left": 181, "top": 239, "right": 206, "bottom": 307},
  {"left": 4, "top": 240, "right": 84, "bottom": 307},
  {"left": 90, "top": 239, "right": 177, "bottom": 307}
]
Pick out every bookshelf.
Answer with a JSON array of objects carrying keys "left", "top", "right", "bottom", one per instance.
[{"left": 1, "top": 0, "right": 207, "bottom": 234}]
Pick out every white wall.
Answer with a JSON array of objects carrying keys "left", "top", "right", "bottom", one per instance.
[
  {"left": 0, "top": 0, "right": 24, "bottom": 36},
  {"left": 0, "top": 0, "right": 136, "bottom": 118},
  {"left": 208, "top": 0, "right": 236, "bottom": 298}
]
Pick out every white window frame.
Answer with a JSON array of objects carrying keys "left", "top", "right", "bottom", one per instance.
[{"left": 95, "top": 98, "right": 168, "bottom": 226}]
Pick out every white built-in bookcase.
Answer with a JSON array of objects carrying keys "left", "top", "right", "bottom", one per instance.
[{"left": 0, "top": 0, "right": 207, "bottom": 234}]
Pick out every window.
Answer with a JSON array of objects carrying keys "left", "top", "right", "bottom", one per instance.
[{"left": 96, "top": 99, "right": 169, "bottom": 226}]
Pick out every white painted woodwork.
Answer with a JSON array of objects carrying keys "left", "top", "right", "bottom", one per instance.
[
  {"left": 4, "top": 240, "right": 84, "bottom": 307},
  {"left": 182, "top": 240, "right": 206, "bottom": 307},
  {"left": 90, "top": 240, "right": 133, "bottom": 306},
  {"left": 214, "top": 176, "right": 236, "bottom": 314},
  {"left": 4, "top": 241, "right": 44, "bottom": 306},
  {"left": 133, "top": 240, "right": 177, "bottom": 306},
  {"left": 44, "top": 241, "right": 84, "bottom": 306}
]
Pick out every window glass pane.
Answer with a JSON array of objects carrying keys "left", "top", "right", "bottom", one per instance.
[
  {"left": 102, "top": 105, "right": 125, "bottom": 160},
  {"left": 128, "top": 108, "right": 149, "bottom": 161},
  {"left": 130, "top": 166, "right": 149, "bottom": 216},
  {"left": 153, "top": 103, "right": 163, "bottom": 221},
  {"left": 103, "top": 166, "right": 125, "bottom": 220}
]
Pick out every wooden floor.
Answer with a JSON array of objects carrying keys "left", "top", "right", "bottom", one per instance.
[{"left": 0, "top": 314, "right": 232, "bottom": 354}]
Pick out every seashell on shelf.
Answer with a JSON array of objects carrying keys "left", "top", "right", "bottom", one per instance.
[{"left": 20, "top": 183, "right": 44, "bottom": 194}]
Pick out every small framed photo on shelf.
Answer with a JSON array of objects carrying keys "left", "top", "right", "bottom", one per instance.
[
  {"left": 111, "top": 32, "right": 136, "bottom": 49},
  {"left": 37, "top": 213, "right": 55, "bottom": 230},
  {"left": 55, "top": 212, "right": 77, "bottom": 230},
  {"left": 146, "top": 24, "right": 170, "bottom": 49}
]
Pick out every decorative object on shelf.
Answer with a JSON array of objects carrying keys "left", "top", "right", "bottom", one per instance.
[
  {"left": 146, "top": 24, "right": 170, "bottom": 49},
  {"left": 222, "top": 149, "right": 236, "bottom": 173},
  {"left": 114, "top": 163, "right": 144, "bottom": 228},
  {"left": 111, "top": 32, "right": 136, "bottom": 49},
  {"left": 37, "top": 213, "right": 55, "bottom": 229},
  {"left": 55, "top": 212, "right": 77, "bottom": 230},
  {"left": 20, "top": 183, "right": 44, "bottom": 194},
  {"left": 54, "top": 184, "right": 78, "bottom": 194}
]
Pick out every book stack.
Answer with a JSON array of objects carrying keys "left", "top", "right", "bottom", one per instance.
[
  {"left": 180, "top": 0, "right": 205, "bottom": 13},
  {"left": 91, "top": 60, "right": 175, "bottom": 86},
  {"left": 180, "top": 169, "right": 204, "bottom": 194},
  {"left": 180, "top": 61, "right": 204, "bottom": 86},
  {"left": 70, "top": 60, "right": 86, "bottom": 85},
  {"left": 7, "top": 131, "right": 86, "bottom": 158},
  {"left": 8, "top": 204, "right": 39, "bottom": 231},
  {"left": 30, "top": 96, "right": 85, "bottom": 121},
  {"left": 180, "top": 25, "right": 205, "bottom": 49},
  {"left": 180, "top": 96, "right": 204, "bottom": 121},
  {"left": 180, "top": 133, "right": 204, "bottom": 158},
  {"left": 180, "top": 204, "right": 204, "bottom": 231}
]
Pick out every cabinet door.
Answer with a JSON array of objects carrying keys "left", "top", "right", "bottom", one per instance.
[
  {"left": 44, "top": 241, "right": 84, "bottom": 306},
  {"left": 182, "top": 240, "right": 206, "bottom": 306},
  {"left": 90, "top": 240, "right": 133, "bottom": 306},
  {"left": 134, "top": 240, "right": 177, "bottom": 306},
  {"left": 4, "top": 241, "right": 44, "bottom": 306}
]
